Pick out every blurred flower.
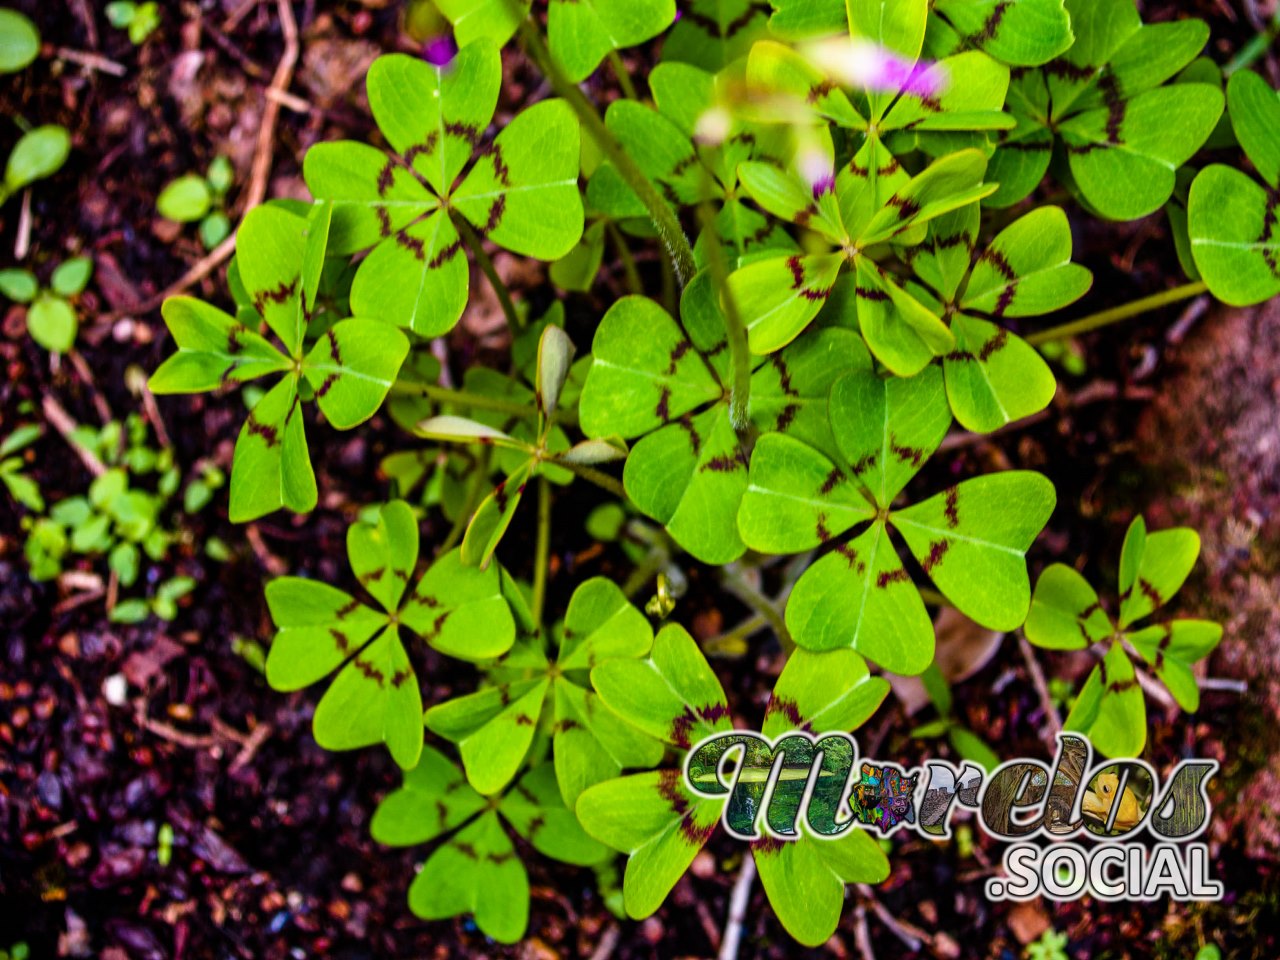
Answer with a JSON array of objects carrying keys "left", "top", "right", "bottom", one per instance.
[
  {"left": 804, "top": 37, "right": 947, "bottom": 99},
  {"left": 423, "top": 35, "right": 457, "bottom": 67}
]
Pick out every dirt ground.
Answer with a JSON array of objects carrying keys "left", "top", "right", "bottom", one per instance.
[{"left": 2, "top": 2, "right": 1279, "bottom": 958}]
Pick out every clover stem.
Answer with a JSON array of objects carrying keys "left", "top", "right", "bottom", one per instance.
[
  {"left": 517, "top": 18, "right": 698, "bottom": 288},
  {"left": 1026, "top": 281, "right": 1208, "bottom": 347},
  {"left": 722, "top": 566, "right": 794, "bottom": 653},
  {"left": 452, "top": 213, "right": 522, "bottom": 333},
  {"left": 698, "top": 196, "right": 752, "bottom": 435},
  {"left": 391, "top": 381, "right": 538, "bottom": 420},
  {"left": 918, "top": 587, "right": 953, "bottom": 609},
  {"left": 607, "top": 50, "right": 639, "bottom": 101},
  {"left": 607, "top": 221, "right": 644, "bottom": 295},
  {"left": 553, "top": 458, "right": 628, "bottom": 499},
  {"left": 532, "top": 476, "right": 552, "bottom": 623}
]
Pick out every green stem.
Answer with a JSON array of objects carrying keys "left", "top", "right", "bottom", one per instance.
[
  {"left": 607, "top": 50, "right": 639, "bottom": 101},
  {"left": 532, "top": 477, "right": 552, "bottom": 623},
  {"left": 697, "top": 194, "right": 751, "bottom": 435},
  {"left": 516, "top": 18, "right": 697, "bottom": 288},
  {"left": 1027, "top": 281, "right": 1208, "bottom": 347},
  {"left": 1225, "top": 12, "right": 1280, "bottom": 75},
  {"left": 607, "top": 221, "right": 643, "bottom": 295},
  {"left": 391, "top": 381, "right": 538, "bottom": 421},
  {"left": 453, "top": 213, "right": 522, "bottom": 332},
  {"left": 723, "top": 567, "right": 794, "bottom": 653},
  {"left": 552, "top": 457, "right": 628, "bottom": 499}
]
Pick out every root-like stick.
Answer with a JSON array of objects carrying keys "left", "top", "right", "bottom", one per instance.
[
  {"left": 43, "top": 394, "right": 106, "bottom": 477},
  {"left": 718, "top": 854, "right": 757, "bottom": 960},
  {"left": 1019, "top": 635, "right": 1063, "bottom": 745}
]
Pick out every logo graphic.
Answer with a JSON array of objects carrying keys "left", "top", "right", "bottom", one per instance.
[{"left": 683, "top": 731, "right": 1222, "bottom": 903}]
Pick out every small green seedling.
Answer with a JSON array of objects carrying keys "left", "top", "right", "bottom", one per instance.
[
  {"left": 1026, "top": 928, "right": 1069, "bottom": 960},
  {"left": 105, "top": 1, "right": 161, "bottom": 45},
  {"left": 1025, "top": 515, "right": 1223, "bottom": 757},
  {"left": 0, "top": 7, "right": 39, "bottom": 73},
  {"left": 2, "top": 122, "right": 71, "bottom": 208},
  {"left": 0, "top": 255, "right": 93, "bottom": 353},
  {"left": 0, "top": 422, "right": 43, "bottom": 511},
  {"left": 156, "top": 156, "right": 234, "bottom": 249}
]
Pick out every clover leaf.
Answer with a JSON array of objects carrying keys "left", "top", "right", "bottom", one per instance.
[
  {"left": 575, "top": 623, "right": 732, "bottom": 918},
  {"left": 303, "top": 44, "right": 582, "bottom": 335},
  {"left": 739, "top": 364, "right": 1056, "bottom": 674},
  {"left": 1188, "top": 70, "right": 1280, "bottom": 306},
  {"left": 908, "top": 204, "right": 1092, "bottom": 432},
  {"left": 579, "top": 277, "right": 861, "bottom": 564},
  {"left": 1024, "top": 515, "right": 1222, "bottom": 757},
  {"left": 151, "top": 203, "right": 409, "bottom": 521},
  {"left": 728, "top": 146, "right": 995, "bottom": 365},
  {"left": 265, "top": 501, "right": 518, "bottom": 769},
  {"left": 371, "top": 748, "right": 608, "bottom": 943},
  {"left": 424, "top": 577, "right": 662, "bottom": 800},
  {"left": 987, "top": 0, "right": 1223, "bottom": 218},
  {"left": 751, "top": 649, "right": 890, "bottom": 946}
]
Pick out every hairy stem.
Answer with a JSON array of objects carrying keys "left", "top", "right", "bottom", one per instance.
[
  {"left": 722, "top": 566, "right": 793, "bottom": 653},
  {"left": 1027, "top": 281, "right": 1208, "bottom": 347},
  {"left": 453, "top": 213, "right": 522, "bottom": 332},
  {"left": 698, "top": 196, "right": 752, "bottom": 435},
  {"left": 517, "top": 18, "right": 697, "bottom": 287},
  {"left": 532, "top": 477, "right": 552, "bottom": 623}
]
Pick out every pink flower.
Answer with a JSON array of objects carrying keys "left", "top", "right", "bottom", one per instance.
[{"left": 805, "top": 39, "right": 947, "bottom": 99}]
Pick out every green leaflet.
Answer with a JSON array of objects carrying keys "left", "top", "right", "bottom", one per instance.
[
  {"left": 662, "top": 0, "right": 772, "bottom": 71},
  {"left": 592, "top": 622, "right": 732, "bottom": 749},
  {"left": 930, "top": 0, "right": 1073, "bottom": 66},
  {"left": 424, "top": 578, "right": 660, "bottom": 799},
  {"left": 548, "top": 0, "right": 676, "bottom": 83},
  {"left": 741, "top": 365, "right": 1055, "bottom": 673},
  {"left": 1189, "top": 70, "right": 1280, "bottom": 306},
  {"left": 910, "top": 205, "right": 1090, "bottom": 433},
  {"left": 304, "top": 46, "right": 583, "bottom": 334},
  {"left": 988, "top": 0, "right": 1222, "bottom": 217},
  {"left": 265, "top": 504, "right": 518, "bottom": 769},
  {"left": 580, "top": 281, "right": 862, "bottom": 563},
  {"left": 1025, "top": 515, "right": 1223, "bottom": 757},
  {"left": 576, "top": 769, "right": 722, "bottom": 919},
  {"left": 372, "top": 748, "right": 606, "bottom": 943}
]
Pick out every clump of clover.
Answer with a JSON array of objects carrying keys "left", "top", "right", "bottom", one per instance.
[
  {"left": 0, "top": 255, "right": 93, "bottom": 353},
  {"left": 136, "top": 0, "right": 1253, "bottom": 945}
]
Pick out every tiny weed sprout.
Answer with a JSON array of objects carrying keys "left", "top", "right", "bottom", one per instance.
[
  {"left": 49, "top": 0, "right": 1258, "bottom": 945},
  {"left": 156, "top": 156, "right": 235, "bottom": 249}
]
